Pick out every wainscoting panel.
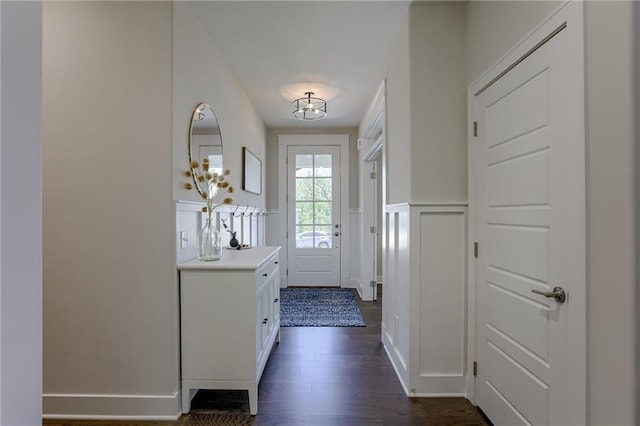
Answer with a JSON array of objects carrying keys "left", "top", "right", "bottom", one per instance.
[
  {"left": 176, "top": 201, "right": 266, "bottom": 264},
  {"left": 382, "top": 203, "right": 468, "bottom": 397},
  {"left": 382, "top": 204, "right": 411, "bottom": 392},
  {"left": 176, "top": 202, "right": 202, "bottom": 264},
  {"left": 411, "top": 205, "right": 467, "bottom": 395}
]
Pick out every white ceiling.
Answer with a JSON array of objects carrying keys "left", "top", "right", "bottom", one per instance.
[{"left": 191, "top": 1, "right": 410, "bottom": 129}]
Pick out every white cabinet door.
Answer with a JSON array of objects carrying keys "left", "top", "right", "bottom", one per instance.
[
  {"left": 271, "top": 270, "right": 280, "bottom": 327},
  {"left": 257, "top": 284, "right": 270, "bottom": 360}
]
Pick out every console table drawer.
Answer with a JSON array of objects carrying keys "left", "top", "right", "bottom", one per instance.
[{"left": 255, "top": 252, "right": 279, "bottom": 290}]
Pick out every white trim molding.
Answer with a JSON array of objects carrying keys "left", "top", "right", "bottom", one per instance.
[
  {"left": 42, "top": 392, "right": 181, "bottom": 420},
  {"left": 359, "top": 79, "right": 386, "bottom": 140},
  {"left": 358, "top": 83, "right": 386, "bottom": 302}
]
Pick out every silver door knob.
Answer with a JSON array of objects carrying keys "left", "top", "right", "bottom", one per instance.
[{"left": 531, "top": 286, "right": 566, "bottom": 303}]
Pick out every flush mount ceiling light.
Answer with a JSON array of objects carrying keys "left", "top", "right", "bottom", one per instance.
[{"left": 292, "top": 92, "right": 326, "bottom": 121}]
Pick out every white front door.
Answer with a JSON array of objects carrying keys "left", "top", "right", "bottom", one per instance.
[
  {"left": 287, "top": 145, "right": 341, "bottom": 286},
  {"left": 472, "top": 7, "right": 585, "bottom": 426}
]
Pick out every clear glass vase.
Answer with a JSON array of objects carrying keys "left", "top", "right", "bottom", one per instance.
[{"left": 198, "top": 218, "right": 222, "bottom": 261}]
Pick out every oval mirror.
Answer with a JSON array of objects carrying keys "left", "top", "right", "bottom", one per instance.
[{"left": 188, "top": 103, "right": 223, "bottom": 197}]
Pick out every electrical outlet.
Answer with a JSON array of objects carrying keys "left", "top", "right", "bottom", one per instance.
[{"left": 180, "top": 231, "right": 189, "bottom": 249}]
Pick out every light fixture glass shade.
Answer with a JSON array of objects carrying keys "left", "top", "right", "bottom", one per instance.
[{"left": 292, "top": 92, "right": 326, "bottom": 121}]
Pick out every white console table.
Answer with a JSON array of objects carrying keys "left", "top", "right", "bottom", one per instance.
[{"left": 178, "top": 246, "right": 281, "bottom": 415}]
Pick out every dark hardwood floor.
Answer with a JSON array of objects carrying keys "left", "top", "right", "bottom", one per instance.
[{"left": 44, "top": 287, "right": 489, "bottom": 426}]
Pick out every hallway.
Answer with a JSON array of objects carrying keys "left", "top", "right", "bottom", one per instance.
[{"left": 45, "top": 289, "right": 488, "bottom": 425}]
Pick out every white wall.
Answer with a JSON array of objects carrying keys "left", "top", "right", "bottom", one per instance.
[
  {"left": 1, "top": 2, "right": 42, "bottom": 424},
  {"left": 264, "top": 127, "right": 358, "bottom": 210},
  {"left": 585, "top": 2, "right": 637, "bottom": 424},
  {"left": 409, "top": 4, "right": 467, "bottom": 203},
  {"left": 1, "top": 4, "right": 3, "bottom": 418},
  {"left": 384, "top": 3, "right": 467, "bottom": 205},
  {"left": 380, "top": 3, "right": 469, "bottom": 396},
  {"left": 637, "top": 4, "right": 640, "bottom": 424},
  {"left": 384, "top": 10, "right": 411, "bottom": 205},
  {"left": 173, "top": 3, "right": 266, "bottom": 208},
  {"left": 466, "top": 1, "right": 562, "bottom": 84},
  {"left": 43, "top": 2, "right": 269, "bottom": 418},
  {"left": 467, "top": 1, "right": 637, "bottom": 423},
  {"left": 43, "top": 2, "right": 179, "bottom": 418},
  {"left": 173, "top": 3, "right": 267, "bottom": 264}
]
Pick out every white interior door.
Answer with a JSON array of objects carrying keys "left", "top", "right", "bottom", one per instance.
[
  {"left": 473, "top": 13, "right": 585, "bottom": 426},
  {"left": 287, "top": 145, "right": 341, "bottom": 286}
]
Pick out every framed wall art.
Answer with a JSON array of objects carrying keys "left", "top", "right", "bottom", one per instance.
[{"left": 242, "top": 147, "right": 262, "bottom": 195}]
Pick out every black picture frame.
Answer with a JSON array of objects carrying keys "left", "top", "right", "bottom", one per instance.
[{"left": 242, "top": 147, "right": 262, "bottom": 195}]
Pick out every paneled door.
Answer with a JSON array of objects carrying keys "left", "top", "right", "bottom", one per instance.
[
  {"left": 472, "top": 7, "right": 585, "bottom": 426},
  {"left": 287, "top": 145, "right": 341, "bottom": 286}
]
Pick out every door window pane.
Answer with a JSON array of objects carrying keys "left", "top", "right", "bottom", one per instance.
[
  {"left": 314, "top": 202, "right": 332, "bottom": 225},
  {"left": 295, "top": 225, "right": 315, "bottom": 248},
  {"left": 295, "top": 202, "right": 313, "bottom": 225},
  {"left": 295, "top": 154, "right": 313, "bottom": 177},
  {"left": 315, "top": 225, "right": 333, "bottom": 249},
  {"left": 314, "top": 178, "right": 332, "bottom": 201},
  {"left": 314, "top": 154, "right": 332, "bottom": 177},
  {"left": 293, "top": 153, "right": 334, "bottom": 249},
  {"left": 295, "top": 179, "right": 314, "bottom": 201}
]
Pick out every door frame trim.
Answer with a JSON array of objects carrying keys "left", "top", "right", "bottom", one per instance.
[
  {"left": 467, "top": 1, "right": 586, "bottom": 423},
  {"left": 359, "top": 80, "right": 386, "bottom": 301},
  {"left": 277, "top": 134, "right": 350, "bottom": 287}
]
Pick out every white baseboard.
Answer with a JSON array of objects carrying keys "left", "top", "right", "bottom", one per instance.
[
  {"left": 409, "top": 374, "right": 467, "bottom": 396},
  {"left": 354, "top": 279, "right": 377, "bottom": 301},
  {"left": 42, "top": 391, "right": 181, "bottom": 420},
  {"left": 410, "top": 391, "right": 467, "bottom": 398},
  {"left": 382, "top": 323, "right": 410, "bottom": 395}
]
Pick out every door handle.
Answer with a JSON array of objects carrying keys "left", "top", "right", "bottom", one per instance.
[
  {"left": 334, "top": 232, "right": 340, "bottom": 237},
  {"left": 531, "top": 286, "right": 566, "bottom": 303}
]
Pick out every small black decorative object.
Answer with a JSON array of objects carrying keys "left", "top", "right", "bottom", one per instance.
[{"left": 221, "top": 218, "right": 239, "bottom": 247}]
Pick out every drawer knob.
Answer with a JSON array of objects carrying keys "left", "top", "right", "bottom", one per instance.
[
  {"left": 263, "top": 273, "right": 268, "bottom": 277},
  {"left": 274, "top": 261, "right": 279, "bottom": 264},
  {"left": 262, "top": 318, "right": 268, "bottom": 324}
]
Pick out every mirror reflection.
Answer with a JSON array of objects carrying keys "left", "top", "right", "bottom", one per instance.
[{"left": 188, "top": 103, "right": 223, "bottom": 196}]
